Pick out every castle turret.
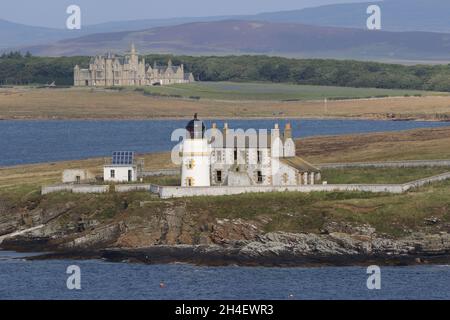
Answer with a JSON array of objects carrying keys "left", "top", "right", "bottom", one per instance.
[
  {"left": 180, "top": 114, "right": 211, "bottom": 187},
  {"left": 73, "top": 65, "right": 80, "bottom": 86}
]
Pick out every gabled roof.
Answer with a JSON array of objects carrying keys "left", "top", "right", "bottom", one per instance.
[{"left": 280, "top": 157, "right": 320, "bottom": 172}]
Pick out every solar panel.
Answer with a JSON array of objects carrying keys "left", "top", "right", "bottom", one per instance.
[{"left": 112, "top": 151, "right": 134, "bottom": 165}]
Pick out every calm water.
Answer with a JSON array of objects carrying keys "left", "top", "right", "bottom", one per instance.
[
  {"left": 1, "top": 119, "right": 449, "bottom": 166},
  {"left": 0, "top": 251, "right": 448, "bottom": 300}
]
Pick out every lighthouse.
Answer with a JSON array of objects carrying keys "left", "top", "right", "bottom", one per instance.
[{"left": 180, "top": 114, "right": 211, "bottom": 187}]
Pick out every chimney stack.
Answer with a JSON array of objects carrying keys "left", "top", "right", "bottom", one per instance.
[{"left": 284, "top": 123, "right": 292, "bottom": 140}]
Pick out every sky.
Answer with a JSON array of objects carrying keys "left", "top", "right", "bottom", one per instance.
[{"left": 0, "top": 0, "right": 372, "bottom": 28}]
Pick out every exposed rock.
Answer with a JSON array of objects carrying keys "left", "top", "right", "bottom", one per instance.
[
  {"left": 424, "top": 217, "right": 441, "bottom": 225},
  {"left": 1, "top": 194, "right": 450, "bottom": 266},
  {"left": 62, "top": 222, "right": 126, "bottom": 249}
]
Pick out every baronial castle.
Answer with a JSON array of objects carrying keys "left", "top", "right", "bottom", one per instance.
[
  {"left": 180, "top": 115, "right": 321, "bottom": 187},
  {"left": 74, "top": 43, "right": 195, "bottom": 87}
]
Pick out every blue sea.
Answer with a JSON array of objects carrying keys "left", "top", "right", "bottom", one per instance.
[
  {"left": 0, "top": 119, "right": 449, "bottom": 166},
  {"left": 0, "top": 251, "right": 449, "bottom": 300}
]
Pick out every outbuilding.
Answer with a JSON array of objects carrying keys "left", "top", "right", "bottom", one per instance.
[
  {"left": 62, "top": 169, "right": 95, "bottom": 184},
  {"left": 103, "top": 151, "right": 139, "bottom": 183}
]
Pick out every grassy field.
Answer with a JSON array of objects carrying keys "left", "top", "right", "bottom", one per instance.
[
  {"left": 1, "top": 84, "right": 450, "bottom": 120},
  {"left": 298, "top": 126, "right": 450, "bottom": 163},
  {"left": 321, "top": 167, "right": 449, "bottom": 184},
  {"left": 127, "top": 82, "right": 437, "bottom": 101}
]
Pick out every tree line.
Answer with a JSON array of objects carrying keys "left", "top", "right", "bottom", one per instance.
[{"left": 1, "top": 51, "right": 450, "bottom": 91}]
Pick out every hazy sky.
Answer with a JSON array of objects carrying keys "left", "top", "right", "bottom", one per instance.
[{"left": 0, "top": 0, "right": 371, "bottom": 28}]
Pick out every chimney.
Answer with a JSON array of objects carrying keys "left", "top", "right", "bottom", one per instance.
[
  {"left": 272, "top": 123, "right": 280, "bottom": 139},
  {"left": 284, "top": 123, "right": 292, "bottom": 140}
]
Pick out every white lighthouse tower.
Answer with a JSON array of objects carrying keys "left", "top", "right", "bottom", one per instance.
[{"left": 180, "top": 114, "right": 211, "bottom": 187}]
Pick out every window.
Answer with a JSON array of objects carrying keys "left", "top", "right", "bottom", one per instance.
[
  {"left": 234, "top": 148, "right": 238, "bottom": 162},
  {"left": 241, "top": 151, "right": 246, "bottom": 164},
  {"left": 216, "top": 170, "right": 222, "bottom": 183},
  {"left": 186, "top": 177, "right": 194, "bottom": 187},
  {"left": 110, "top": 169, "right": 115, "bottom": 178},
  {"left": 283, "top": 173, "right": 289, "bottom": 184},
  {"left": 257, "top": 150, "right": 263, "bottom": 164},
  {"left": 257, "top": 171, "right": 263, "bottom": 183},
  {"left": 75, "top": 176, "right": 81, "bottom": 184},
  {"left": 186, "top": 159, "right": 195, "bottom": 169},
  {"left": 216, "top": 150, "right": 222, "bottom": 162}
]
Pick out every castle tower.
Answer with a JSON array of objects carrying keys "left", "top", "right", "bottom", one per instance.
[
  {"left": 180, "top": 114, "right": 211, "bottom": 187},
  {"left": 74, "top": 65, "right": 80, "bottom": 86}
]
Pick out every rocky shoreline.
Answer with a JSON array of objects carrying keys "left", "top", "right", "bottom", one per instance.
[
  {"left": 2, "top": 180, "right": 450, "bottom": 268},
  {"left": 4, "top": 231, "right": 450, "bottom": 267}
]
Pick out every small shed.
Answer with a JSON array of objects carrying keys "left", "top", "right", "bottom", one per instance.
[
  {"left": 103, "top": 151, "right": 139, "bottom": 183},
  {"left": 62, "top": 169, "right": 95, "bottom": 184}
]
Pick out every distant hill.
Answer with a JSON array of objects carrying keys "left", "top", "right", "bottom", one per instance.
[
  {"left": 22, "top": 20, "right": 450, "bottom": 62},
  {"left": 2, "top": 0, "right": 450, "bottom": 52},
  {"left": 0, "top": 19, "right": 70, "bottom": 49},
  {"left": 0, "top": 16, "right": 237, "bottom": 51},
  {"left": 255, "top": 0, "right": 450, "bottom": 33}
]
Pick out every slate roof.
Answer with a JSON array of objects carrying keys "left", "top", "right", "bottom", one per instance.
[{"left": 280, "top": 157, "right": 320, "bottom": 172}]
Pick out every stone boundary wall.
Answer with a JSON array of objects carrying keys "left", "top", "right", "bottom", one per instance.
[
  {"left": 41, "top": 184, "right": 109, "bottom": 195},
  {"left": 317, "top": 160, "right": 450, "bottom": 169},
  {"left": 115, "top": 184, "right": 152, "bottom": 192},
  {"left": 154, "top": 172, "right": 450, "bottom": 199},
  {"left": 141, "top": 169, "right": 179, "bottom": 177},
  {"left": 404, "top": 172, "right": 450, "bottom": 189},
  {"left": 156, "top": 184, "right": 405, "bottom": 199}
]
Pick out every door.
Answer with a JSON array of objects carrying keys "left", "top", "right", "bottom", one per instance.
[{"left": 128, "top": 170, "right": 132, "bottom": 182}]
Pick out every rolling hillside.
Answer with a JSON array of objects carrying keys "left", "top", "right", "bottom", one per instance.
[
  {"left": 22, "top": 20, "right": 450, "bottom": 61},
  {"left": 256, "top": 0, "right": 450, "bottom": 33}
]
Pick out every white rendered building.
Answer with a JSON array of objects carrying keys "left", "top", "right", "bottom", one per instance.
[
  {"left": 103, "top": 151, "right": 139, "bottom": 183},
  {"left": 180, "top": 115, "right": 321, "bottom": 187}
]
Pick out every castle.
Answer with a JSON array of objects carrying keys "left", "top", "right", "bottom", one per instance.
[
  {"left": 180, "top": 115, "right": 321, "bottom": 187},
  {"left": 73, "top": 43, "right": 194, "bottom": 87}
]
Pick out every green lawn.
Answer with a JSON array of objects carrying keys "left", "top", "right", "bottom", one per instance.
[
  {"left": 111, "top": 81, "right": 442, "bottom": 101},
  {"left": 321, "top": 167, "right": 449, "bottom": 184}
]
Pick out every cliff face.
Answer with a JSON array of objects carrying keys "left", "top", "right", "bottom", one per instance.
[{"left": 1, "top": 191, "right": 450, "bottom": 266}]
